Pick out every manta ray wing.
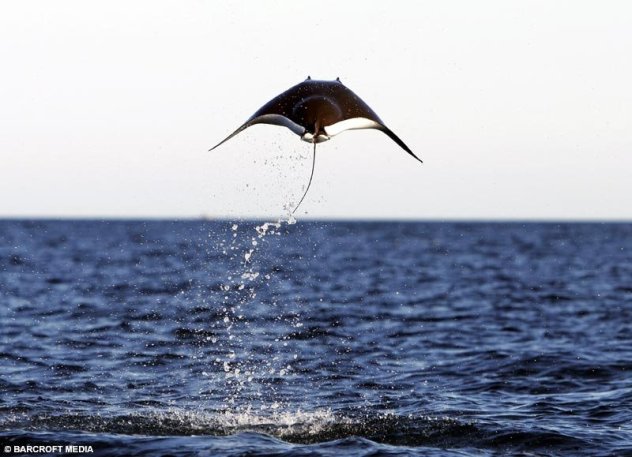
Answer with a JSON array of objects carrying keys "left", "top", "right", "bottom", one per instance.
[
  {"left": 322, "top": 84, "right": 422, "bottom": 163},
  {"left": 374, "top": 124, "right": 422, "bottom": 163},
  {"left": 324, "top": 117, "right": 422, "bottom": 163},
  {"left": 209, "top": 114, "right": 305, "bottom": 151},
  {"left": 209, "top": 81, "right": 314, "bottom": 151}
]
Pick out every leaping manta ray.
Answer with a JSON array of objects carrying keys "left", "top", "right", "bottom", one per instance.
[{"left": 210, "top": 76, "right": 422, "bottom": 213}]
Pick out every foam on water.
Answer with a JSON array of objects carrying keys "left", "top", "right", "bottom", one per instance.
[
  {"left": 0, "top": 407, "right": 477, "bottom": 445},
  {"left": 4, "top": 405, "right": 594, "bottom": 453}
]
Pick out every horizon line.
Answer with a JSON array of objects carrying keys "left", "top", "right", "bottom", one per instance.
[{"left": 1, "top": 215, "right": 631, "bottom": 224}]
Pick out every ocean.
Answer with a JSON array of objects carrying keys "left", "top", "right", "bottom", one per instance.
[{"left": 1, "top": 220, "right": 630, "bottom": 456}]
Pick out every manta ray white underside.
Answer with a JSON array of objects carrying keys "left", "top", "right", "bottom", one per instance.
[{"left": 227, "top": 114, "right": 382, "bottom": 145}]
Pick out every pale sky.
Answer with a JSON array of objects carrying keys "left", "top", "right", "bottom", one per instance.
[{"left": 1, "top": 1, "right": 631, "bottom": 220}]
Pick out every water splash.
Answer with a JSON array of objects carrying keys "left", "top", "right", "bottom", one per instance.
[{"left": 0, "top": 407, "right": 491, "bottom": 448}]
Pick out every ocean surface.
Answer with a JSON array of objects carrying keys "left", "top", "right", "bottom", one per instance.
[{"left": 1, "top": 219, "right": 631, "bottom": 456}]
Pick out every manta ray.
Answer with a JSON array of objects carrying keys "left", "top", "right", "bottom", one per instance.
[{"left": 211, "top": 77, "right": 421, "bottom": 212}]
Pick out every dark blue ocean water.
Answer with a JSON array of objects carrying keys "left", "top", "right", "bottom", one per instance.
[{"left": 1, "top": 220, "right": 631, "bottom": 456}]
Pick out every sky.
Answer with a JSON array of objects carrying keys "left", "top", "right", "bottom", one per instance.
[{"left": 1, "top": 1, "right": 631, "bottom": 220}]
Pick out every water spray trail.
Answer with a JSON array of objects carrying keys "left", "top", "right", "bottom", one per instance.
[{"left": 210, "top": 216, "right": 304, "bottom": 411}]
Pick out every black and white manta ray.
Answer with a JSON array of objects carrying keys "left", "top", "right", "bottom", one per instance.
[{"left": 210, "top": 77, "right": 422, "bottom": 212}]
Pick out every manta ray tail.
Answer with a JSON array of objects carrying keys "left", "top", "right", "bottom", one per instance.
[{"left": 293, "top": 142, "right": 317, "bottom": 214}]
